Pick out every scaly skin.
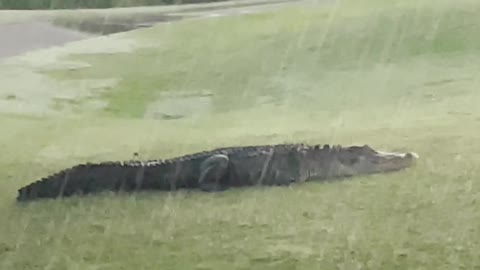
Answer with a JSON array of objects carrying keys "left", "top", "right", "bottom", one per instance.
[{"left": 16, "top": 144, "right": 419, "bottom": 202}]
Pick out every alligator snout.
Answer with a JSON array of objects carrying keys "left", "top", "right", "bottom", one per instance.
[{"left": 406, "top": 152, "right": 419, "bottom": 159}]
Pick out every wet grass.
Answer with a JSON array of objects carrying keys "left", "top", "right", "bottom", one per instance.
[
  {"left": 2, "top": 0, "right": 480, "bottom": 269},
  {"left": 43, "top": 0, "right": 480, "bottom": 119}
]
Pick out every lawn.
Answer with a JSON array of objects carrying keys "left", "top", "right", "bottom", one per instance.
[{"left": 1, "top": 0, "right": 480, "bottom": 269}]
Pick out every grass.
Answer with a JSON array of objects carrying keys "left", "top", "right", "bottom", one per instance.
[{"left": 1, "top": 0, "right": 480, "bottom": 269}]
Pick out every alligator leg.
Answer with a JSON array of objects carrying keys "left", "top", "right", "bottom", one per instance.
[{"left": 198, "top": 154, "right": 230, "bottom": 192}]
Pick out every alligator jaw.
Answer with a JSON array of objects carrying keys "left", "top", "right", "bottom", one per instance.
[
  {"left": 314, "top": 145, "right": 420, "bottom": 179},
  {"left": 367, "top": 150, "right": 419, "bottom": 173}
]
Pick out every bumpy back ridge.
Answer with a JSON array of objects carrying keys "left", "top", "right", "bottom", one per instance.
[
  {"left": 16, "top": 144, "right": 328, "bottom": 202},
  {"left": 17, "top": 162, "right": 139, "bottom": 201}
]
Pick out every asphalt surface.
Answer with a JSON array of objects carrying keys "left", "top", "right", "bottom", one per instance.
[
  {"left": 0, "top": 0, "right": 310, "bottom": 59},
  {"left": 0, "top": 21, "right": 93, "bottom": 59}
]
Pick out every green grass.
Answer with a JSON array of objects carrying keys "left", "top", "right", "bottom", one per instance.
[{"left": 2, "top": 0, "right": 480, "bottom": 269}]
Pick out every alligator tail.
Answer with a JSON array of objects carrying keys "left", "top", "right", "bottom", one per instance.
[{"left": 16, "top": 162, "right": 151, "bottom": 202}]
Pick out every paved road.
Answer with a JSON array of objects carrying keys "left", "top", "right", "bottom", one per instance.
[
  {"left": 0, "top": 21, "right": 93, "bottom": 59},
  {"left": 0, "top": 0, "right": 312, "bottom": 59}
]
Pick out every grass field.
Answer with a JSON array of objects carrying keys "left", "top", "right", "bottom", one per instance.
[{"left": 2, "top": 0, "right": 480, "bottom": 269}]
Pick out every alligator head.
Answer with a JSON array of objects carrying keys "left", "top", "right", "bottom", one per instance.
[{"left": 302, "top": 144, "right": 419, "bottom": 180}]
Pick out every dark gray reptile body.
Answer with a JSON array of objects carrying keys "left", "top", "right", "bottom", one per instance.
[
  {"left": 17, "top": 144, "right": 307, "bottom": 201},
  {"left": 16, "top": 143, "right": 418, "bottom": 201}
]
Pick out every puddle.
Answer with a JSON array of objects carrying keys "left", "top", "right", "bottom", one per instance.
[
  {"left": 142, "top": 89, "right": 286, "bottom": 120},
  {"left": 144, "top": 93, "right": 213, "bottom": 120},
  {"left": 0, "top": 63, "right": 117, "bottom": 115},
  {"left": 0, "top": 21, "right": 145, "bottom": 116}
]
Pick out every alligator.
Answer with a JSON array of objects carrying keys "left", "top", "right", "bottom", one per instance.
[{"left": 16, "top": 144, "right": 419, "bottom": 202}]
